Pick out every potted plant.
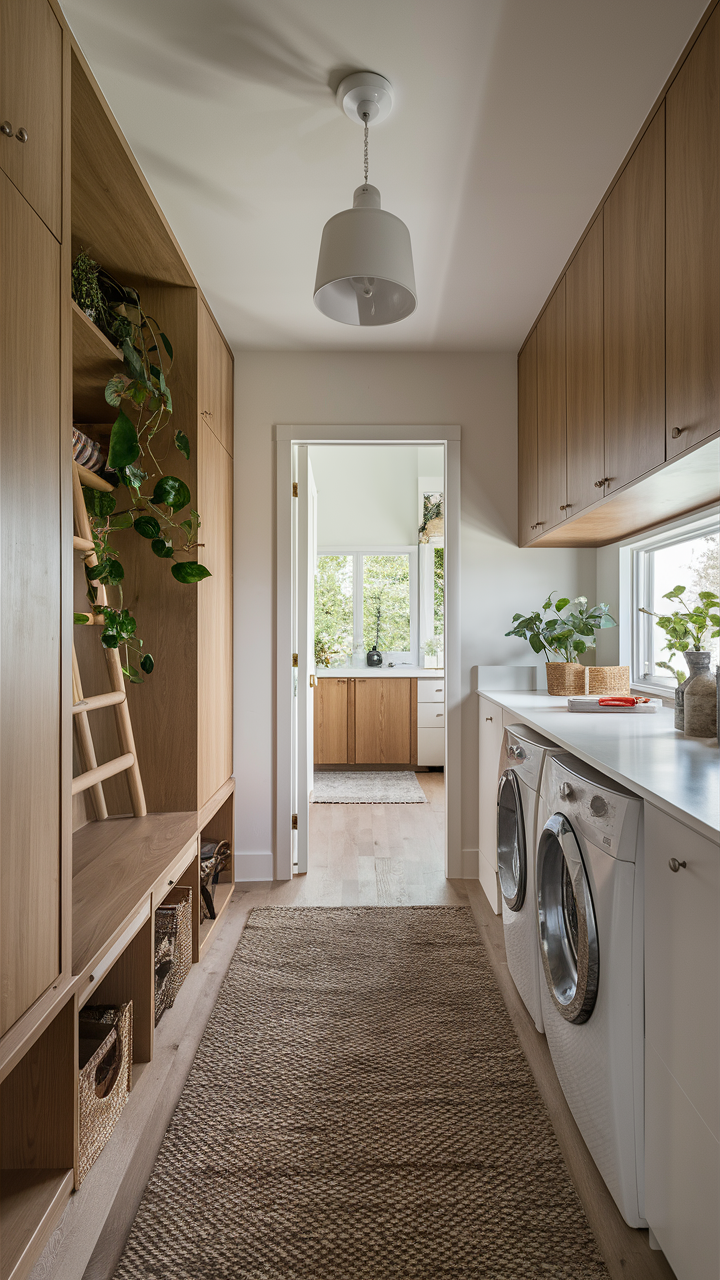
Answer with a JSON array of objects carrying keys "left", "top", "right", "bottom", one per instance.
[
  {"left": 640, "top": 586, "right": 719, "bottom": 733},
  {"left": 506, "top": 594, "right": 616, "bottom": 695}
]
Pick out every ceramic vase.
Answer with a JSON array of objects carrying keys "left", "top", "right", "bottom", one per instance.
[{"left": 683, "top": 651, "right": 717, "bottom": 738}]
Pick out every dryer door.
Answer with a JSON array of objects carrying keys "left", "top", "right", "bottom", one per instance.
[
  {"left": 497, "top": 770, "right": 526, "bottom": 912},
  {"left": 536, "top": 812, "right": 599, "bottom": 1024}
]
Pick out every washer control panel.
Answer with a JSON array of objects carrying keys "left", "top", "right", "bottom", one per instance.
[{"left": 542, "top": 754, "right": 640, "bottom": 861}]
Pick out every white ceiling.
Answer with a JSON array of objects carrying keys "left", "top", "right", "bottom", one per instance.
[{"left": 62, "top": 0, "right": 708, "bottom": 353}]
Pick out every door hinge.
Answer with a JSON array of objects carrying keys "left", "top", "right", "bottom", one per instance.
[
  {"left": 291, "top": 814, "right": 298, "bottom": 830},
  {"left": 292, "top": 482, "right": 298, "bottom": 497},
  {"left": 292, "top": 653, "right": 298, "bottom": 667}
]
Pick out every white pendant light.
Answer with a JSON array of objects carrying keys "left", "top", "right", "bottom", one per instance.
[{"left": 314, "top": 72, "right": 417, "bottom": 327}]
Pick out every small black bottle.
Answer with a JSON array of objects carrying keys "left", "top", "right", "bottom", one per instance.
[{"left": 366, "top": 647, "right": 383, "bottom": 667}]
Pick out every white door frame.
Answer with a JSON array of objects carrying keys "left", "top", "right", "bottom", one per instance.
[{"left": 275, "top": 424, "right": 461, "bottom": 881}]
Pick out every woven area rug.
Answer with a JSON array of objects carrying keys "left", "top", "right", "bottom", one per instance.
[
  {"left": 312, "top": 770, "right": 429, "bottom": 803},
  {"left": 114, "top": 907, "right": 609, "bottom": 1280}
]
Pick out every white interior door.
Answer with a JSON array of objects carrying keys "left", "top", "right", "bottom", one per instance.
[{"left": 295, "top": 446, "right": 317, "bottom": 874}]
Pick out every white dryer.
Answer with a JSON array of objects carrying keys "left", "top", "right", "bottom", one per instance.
[
  {"left": 496, "top": 724, "right": 564, "bottom": 1033},
  {"left": 537, "top": 752, "right": 645, "bottom": 1227}
]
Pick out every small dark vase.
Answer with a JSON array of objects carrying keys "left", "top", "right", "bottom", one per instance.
[{"left": 367, "top": 647, "right": 383, "bottom": 667}]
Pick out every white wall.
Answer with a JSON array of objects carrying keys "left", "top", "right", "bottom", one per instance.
[
  {"left": 309, "top": 444, "right": 431, "bottom": 546},
  {"left": 233, "top": 352, "right": 596, "bottom": 879}
]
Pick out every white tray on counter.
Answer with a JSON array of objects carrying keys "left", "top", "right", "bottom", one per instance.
[{"left": 567, "top": 696, "right": 662, "bottom": 714}]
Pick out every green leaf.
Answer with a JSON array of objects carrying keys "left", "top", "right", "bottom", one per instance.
[
  {"left": 174, "top": 429, "right": 190, "bottom": 460},
  {"left": 152, "top": 475, "right": 191, "bottom": 512},
  {"left": 121, "top": 664, "right": 143, "bottom": 684},
  {"left": 171, "top": 561, "right": 212, "bottom": 584},
  {"left": 83, "top": 485, "right": 116, "bottom": 518},
  {"left": 74, "top": 612, "right": 90, "bottom": 625},
  {"left": 122, "top": 338, "right": 144, "bottom": 381},
  {"left": 179, "top": 518, "right": 193, "bottom": 536},
  {"left": 151, "top": 538, "right": 175, "bottom": 558},
  {"left": 162, "top": 387, "right": 173, "bottom": 413},
  {"left": 105, "top": 373, "right": 128, "bottom": 406},
  {"left": 160, "top": 332, "right": 173, "bottom": 360},
  {"left": 529, "top": 633, "right": 544, "bottom": 654},
  {"left": 140, "top": 653, "right": 155, "bottom": 674},
  {"left": 120, "top": 464, "right": 147, "bottom": 491},
  {"left": 134, "top": 515, "right": 161, "bottom": 539},
  {"left": 102, "top": 558, "right": 125, "bottom": 585},
  {"left": 555, "top": 597, "right": 570, "bottom": 611},
  {"left": 109, "top": 511, "right": 134, "bottom": 530},
  {"left": 108, "top": 410, "right": 140, "bottom": 469},
  {"left": 101, "top": 631, "right": 119, "bottom": 649}
]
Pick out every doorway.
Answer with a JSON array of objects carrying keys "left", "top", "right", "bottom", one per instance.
[{"left": 275, "top": 426, "right": 461, "bottom": 882}]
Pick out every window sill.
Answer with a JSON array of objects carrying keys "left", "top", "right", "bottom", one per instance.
[{"left": 630, "top": 682, "right": 676, "bottom": 708}]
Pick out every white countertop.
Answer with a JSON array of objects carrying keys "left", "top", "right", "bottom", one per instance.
[
  {"left": 318, "top": 667, "right": 443, "bottom": 679},
  {"left": 477, "top": 689, "right": 719, "bottom": 841}
]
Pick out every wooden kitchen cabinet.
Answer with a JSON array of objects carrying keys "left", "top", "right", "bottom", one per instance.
[
  {"left": 644, "top": 804, "right": 719, "bottom": 1279},
  {"left": 355, "top": 679, "right": 412, "bottom": 765},
  {"left": 666, "top": 4, "right": 720, "bottom": 459},
  {"left": 198, "top": 301, "right": 234, "bottom": 456},
  {"left": 566, "top": 213, "right": 604, "bottom": 514},
  {"left": 314, "top": 678, "right": 348, "bottom": 765},
  {"left": 536, "top": 280, "right": 567, "bottom": 533},
  {"left": 604, "top": 105, "right": 665, "bottom": 494},
  {"left": 517, "top": 329, "right": 538, "bottom": 546},
  {"left": 0, "top": 0, "right": 62, "bottom": 240}
]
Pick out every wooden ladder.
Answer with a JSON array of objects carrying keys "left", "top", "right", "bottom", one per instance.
[{"left": 72, "top": 461, "right": 146, "bottom": 819}]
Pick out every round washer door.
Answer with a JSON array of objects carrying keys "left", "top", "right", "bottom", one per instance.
[
  {"left": 497, "top": 770, "right": 526, "bottom": 912},
  {"left": 536, "top": 812, "right": 599, "bottom": 1024}
]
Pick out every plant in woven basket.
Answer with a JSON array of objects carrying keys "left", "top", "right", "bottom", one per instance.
[
  {"left": 639, "top": 585, "right": 720, "bottom": 683},
  {"left": 75, "top": 271, "right": 211, "bottom": 683},
  {"left": 419, "top": 494, "right": 443, "bottom": 544},
  {"left": 506, "top": 594, "right": 616, "bottom": 662}
]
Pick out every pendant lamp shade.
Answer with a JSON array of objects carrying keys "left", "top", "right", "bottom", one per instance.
[{"left": 314, "top": 185, "right": 416, "bottom": 326}]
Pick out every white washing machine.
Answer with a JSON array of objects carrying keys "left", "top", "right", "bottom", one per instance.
[
  {"left": 496, "top": 724, "right": 564, "bottom": 1033},
  {"left": 537, "top": 752, "right": 645, "bottom": 1228}
]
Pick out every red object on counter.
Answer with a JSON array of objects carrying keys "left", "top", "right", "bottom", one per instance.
[{"left": 598, "top": 696, "right": 650, "bottom": 707}]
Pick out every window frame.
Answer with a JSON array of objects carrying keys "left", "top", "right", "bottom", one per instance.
[
  {"left": 628, "top": 510, "right": 720, "bottom": 693},
  {"left": 317, "top": 545, "right": 419, "bottom": 665}
]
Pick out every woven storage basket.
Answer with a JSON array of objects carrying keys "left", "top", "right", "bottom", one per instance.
[
  {"left": 586, "top": 665, "right": 631, "bottom": 695},
  {"left": 546, "top": 662, "right": 586, "bottom": 696},
  {"left": 154, "top": 886, "right": 193, "bottom": 1024},
  {"left": 78, "top": 1003, "right": 133, "bottom": 1185}
]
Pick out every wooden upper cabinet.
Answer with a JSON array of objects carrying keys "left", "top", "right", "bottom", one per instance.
[
  {"left": 517, "top": 330, "right": 538, "bottom": 545},
  {"left": 536, "top": 279, "right": 567, "bottom": 532},
  {"left": 566, "top": 213, "right": 604, "bottom": 514},
  {"left": 197, "top": 423, "right": 233, "bottom": 807},
  {"left": 314, "top": 679, "right": 348, "bottom": 765},
  {"left": 604, "top": 105, "right": 665, "bottom": 492},
  {"left": 666, "top": 6, "right": 720, "bottom": 459},
  {"left": 0, "top": 0, "right": 62, "bottom": 240},
  {"left": 198, "top": 301, "right": 233, "bottom": 457},
  {"left": 1, "top": 172, "right": 61, "bottom": 1035},
  {"left": 355, "top": 679, "right": 411, "bottom": 765}
]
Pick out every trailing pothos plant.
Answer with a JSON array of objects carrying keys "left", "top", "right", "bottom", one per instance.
[
  {"left": 506, "top": 593, "right": 616, "bottom": 663},
  {"left": 75, "top": 275, "right": 210, "bottom": 684}
]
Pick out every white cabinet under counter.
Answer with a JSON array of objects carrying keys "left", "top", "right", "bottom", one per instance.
[{"left": 417, "top": 677, "right": 445, "bottom": 766}]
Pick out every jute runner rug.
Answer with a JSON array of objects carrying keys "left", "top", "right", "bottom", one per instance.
[{"left": 114, "top": 907, "right": 609, "bottom": 1279}]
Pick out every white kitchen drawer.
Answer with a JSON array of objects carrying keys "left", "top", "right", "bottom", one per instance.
[
  {"left": 418, "top": 679, "right": 444, "bottom": 703},
  {"left": 418, "top": 703, "right": 445, "bottom": 728},
  {"left": 417, "top": 726, "right": 444, "bottom": 766}
]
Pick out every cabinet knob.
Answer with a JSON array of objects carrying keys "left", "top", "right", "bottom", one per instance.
[
  {"left": 168, "top": 878, "right": 175, "bottom": 886},
  {"left": 436, "top": 712, "right": 442, "bottom": 717},
  {"left": 15, "top": 127, "right": 27, "bottom": 143},
  {"left": 671, "top": 427, "right": 686, "bottom": 440},
  {"left": 668, "top": 858, "right": 687, "bottom": 873},
  {"left": 559, "top": 504, "right": 572, "bottom": 511},
  {"left": 529, "top": 521, "right": 546, "bottom": 531},
  {"left": 0, "top": 121, "right": 12, "bottom": 137},
  {"left": 485, "top": 716, "right": 493, "bottom": 722},
  {"left": 594, "top": 477, "right": 610, "bottom": 488}
]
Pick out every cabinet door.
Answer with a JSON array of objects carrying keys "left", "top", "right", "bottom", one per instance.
[
  {"left": 0, "top": 0, "right": 62, "bottom": 239},
  {"left": 517, "top": 330, "right": 538, "bottom": 545},
  {"left": 566, "top": 213, "right": 604, "bottom": 513},
  {"left": 0, "top": 174, "right": 61, "bottom": 1035},
  {"left": 197, "top": 423, "right": 233, "bottom": 806},
  {"left": 355, "top": 679, "right": 410, "bottom": 765},
  {"left": 478, "top": 697, "right": 503, "bottom": 912},
  {"left": 198, "top": 301, "right": 233, "bottom": 456},
  {"left": 536, "top": 280, "right": 566, "bottom": 532},
  {"left": 314, "top": 679, "right": 348, "bottom": 765},
  {"left": 666, "top": 6, "right": 720, "bottom": 459},
  {"left": 604, "top": 106, "right": 665, "bottom": 492}
]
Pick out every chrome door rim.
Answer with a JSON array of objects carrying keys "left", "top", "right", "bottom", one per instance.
[
  {"left": 536, "top": 812, "right": 599, "bottom": 1024},
  {"left": 497, "top": 770, "right": 526, "bottom": 912}
]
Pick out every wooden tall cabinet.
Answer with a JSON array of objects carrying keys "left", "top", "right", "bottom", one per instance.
[
  {"left": 666, "top": 4, "right": 720, "bottom": 459},
  {"left": 517, "top": 330, "right": 538, "bottom": 545},
  {"left": 0, "top": 0, "right": 62, "bottom": 238},
  {"left": 536, "top": 280, "right": 567, "bottom": 532},
  {"left": 566, "top": 214, "right": 604, "bottom": 515}
]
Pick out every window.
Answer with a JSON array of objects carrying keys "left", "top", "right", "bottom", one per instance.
[
  {"left": 315, "top": 548, "right": 418, "bottom": 666},
  {"left": 632, "top": 514, "right": 720, "bottom": 689}
]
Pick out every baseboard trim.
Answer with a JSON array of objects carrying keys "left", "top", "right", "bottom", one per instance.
[{"left": 234, "top": 851, "right": 273, "bottom": 881}]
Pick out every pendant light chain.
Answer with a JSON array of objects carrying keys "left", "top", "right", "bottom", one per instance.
[{"left": 363, "top": 112, "right": 369, "bottom": 185}]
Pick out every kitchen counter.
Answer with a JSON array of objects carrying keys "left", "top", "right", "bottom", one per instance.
[
  {"left": 477, "top": 689, "right": 719, "bottom": 841},
  {"left": 317, "top": 667, "right": 443, "bottom": 679}
]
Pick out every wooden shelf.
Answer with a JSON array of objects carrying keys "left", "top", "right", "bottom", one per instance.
[
  {"left": 199, "top": 880, "right": 234, "bottom": 959},
  {"left": 0, "top": 1169, "right": 73, "bottom": 1280},
  {"left": 71, "top": 298, "right": 122, "bottom": 425},
  {"left": 73, "top": 811, "right": 198, "bottom": 975}
]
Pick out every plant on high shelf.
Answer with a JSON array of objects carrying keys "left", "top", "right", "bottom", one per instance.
[
  {"left": 73, "top": 255, "right": 211, "bottom": 684},
  {"left": 639, "top": 585, "right": 719, "bottom": 733},
  {"left": 506, "top": 594, "right": 616, "bottom": 694},
  {"left": 419, "top": 494, "right": 443, "bottom": 544}
]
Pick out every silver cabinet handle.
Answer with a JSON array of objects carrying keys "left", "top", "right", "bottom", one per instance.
[
  {"left": 15, "top": 127, "right": 27, "bottom": 143},
  {"left": 1, "top": 121, "right": 12, "bottom": 136},
  {"left": 669, "top": 858, "right": 687, "bottom": 873}
]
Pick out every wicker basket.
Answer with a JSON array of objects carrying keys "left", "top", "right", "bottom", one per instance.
[
  {"left": 586, "top": 665, "right": 631, "bottom": 695},
  {"left": 77, "top": 1003, "right": 133, "bottom": 1185},
  {"left": 546, "top": 662, "right": 587, "bottom": 696},
  {"left": 154, "top": 886, "right": 193, "bottom": 1024}
]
